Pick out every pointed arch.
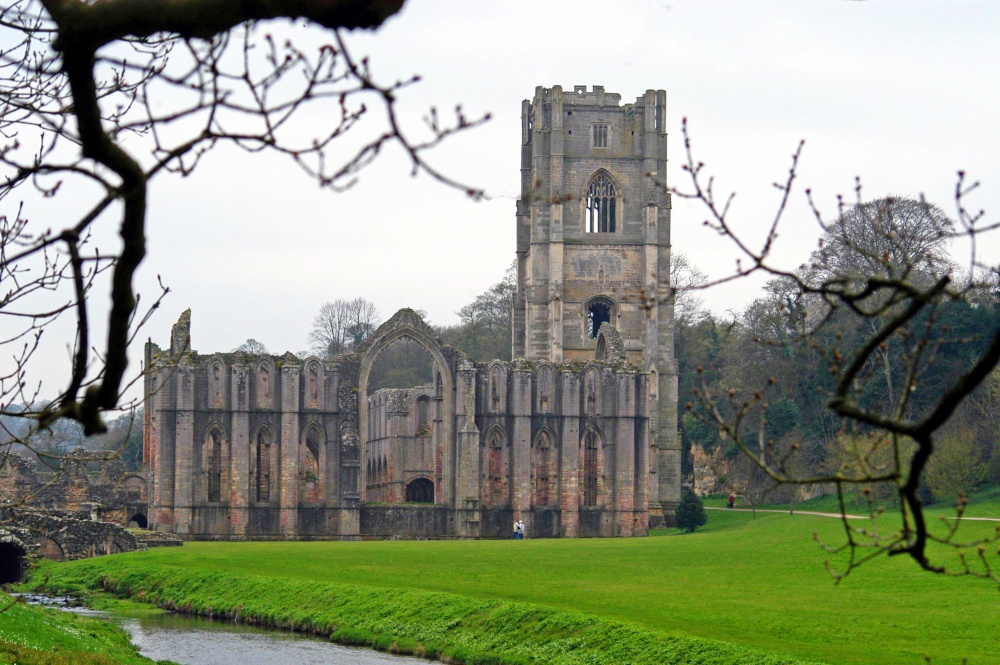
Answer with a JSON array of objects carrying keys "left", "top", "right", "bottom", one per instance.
[
  {"left": 581, "top": 426, "right": 604, "bottom": 508},
  {"left": 208, "top": 357, "right": 227, "bottom": 409},
  {"left": 300, "top": 422, "right": 325, "bottom": 504},
  {"left": 255, "top": 359, "right": 275, "bottom": 410},
  {"left": 531, "top": 427, "right": 558, "bottom": 507},
  {"left": 487, "top": 362, "right": 508, "bottom": 414},
  {"left": 357, "top": 310, "right": 456, "bottom": 506},
  {"left": 582, "top": 365, "right": 602, "bottom": 416},
  {"left": 252, "top": 424, "right": 277, "bottom": 503},
  {"left": 481, "top": 426, "right": 509, "bottom": 507},
  {"left": 536, "top": 363, "right": 555, "bottom": 413},
  {"left": 203, "top": 422, "right": 227, "bottom": 503},
  {"left": 583, "top": 169, "right": 621, "bottom": 233},
  {"left": 304, "top": 359, "right": 323, "bottom": 409}
]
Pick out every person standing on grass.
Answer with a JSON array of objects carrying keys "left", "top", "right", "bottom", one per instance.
[
  {"left": 727, "top": 493, "right": 735, "bottom": 509},
  {"left": 513, "top": 519, "right": 519, "bottom": 539},
  {"left": 518, "top": 520, "right": 525, "bottom": 539}
]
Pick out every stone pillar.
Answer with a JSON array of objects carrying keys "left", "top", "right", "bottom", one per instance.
[
  {"left": 511, "top": 366, "right": 533, "bottom": 525},
  {"left": 634, "top": 375, "right": 650, "bottom": 534},
  {"left": 559, "top": 370, "right": 581, "bottom": 537},
  {"left": 149, "top": 368, "right": 175, "bottom": 530},
  {"left": 339, "top": 428, "right": 361, "bottom": 540},
  {"left": 455, "top": 361, "right": 481, "bottom": 537},
  {"left": 172, "top": 366, "right": 195, "bottom": 535},
  {"left": 229, "top": 365, "right": 250, "bottom": 537},
  {"left": 279, "top": 365, "right": 301, "bottom": 537},
  {"left": 614, "top": 372, "right": 636, "bottom": 537}
]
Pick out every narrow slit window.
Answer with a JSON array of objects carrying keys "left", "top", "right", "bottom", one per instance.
[{"left": 592, "top": 124, "right": 608, "bottom": 148}]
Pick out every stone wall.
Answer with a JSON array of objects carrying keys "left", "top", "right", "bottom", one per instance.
[
  {"left": 147, "top": 308, "right": 652, "bottom": 539},
  {"left": 0, "top": 449, "right": 148, "bottom": 527}
]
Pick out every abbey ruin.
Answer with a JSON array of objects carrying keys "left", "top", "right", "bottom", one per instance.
[{"left": 144, "top": 85, "right": 680, "bottom": 539}]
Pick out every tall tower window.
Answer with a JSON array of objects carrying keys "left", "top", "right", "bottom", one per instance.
[{"left": 585, "top": 173, "right": 617, "bottom": 233}]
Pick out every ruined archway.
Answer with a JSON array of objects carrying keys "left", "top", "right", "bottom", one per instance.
[
  {"left": 128, "top": 513, "right": 148, "bottom": 529},
  {"left": 405, "top": 477, "right": 434, "bottom": 503},
  {"left": 357, "top": 309, "right": 455, "bottom": 507}
]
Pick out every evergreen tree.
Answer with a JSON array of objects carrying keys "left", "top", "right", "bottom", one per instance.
[{"left": 676, "top": 486, "right": 708, "bottom": 533}]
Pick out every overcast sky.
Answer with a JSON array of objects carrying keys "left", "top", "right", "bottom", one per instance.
[{"left": 9, "top": 0, "right": 1000, "bottom": 404}]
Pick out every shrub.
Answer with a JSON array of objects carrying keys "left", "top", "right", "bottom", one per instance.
[{"left": 676, "top": 486, "right": 708, "bottom": 533}]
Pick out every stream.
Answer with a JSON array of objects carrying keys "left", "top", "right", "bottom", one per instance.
[{"left": 20, "top": 594, "right": 434, "bottom": 665}]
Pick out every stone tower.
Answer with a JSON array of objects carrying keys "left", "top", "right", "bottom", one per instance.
[{"left": 512, "top": 85, "right": 680, "bottom": 525}]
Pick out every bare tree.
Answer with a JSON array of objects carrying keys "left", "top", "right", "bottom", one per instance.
[
  {"left": 308, "top": 297, "right": 380, "bottom": 358},
  {"left": 0, "top": 1, "right": 485, "bottom": 484},
  {"left": 675, "top": 119, "right": 1000, "bottom": 583},
  {"left": 232, "top": 338, "right": 269, "bottom": 356}
]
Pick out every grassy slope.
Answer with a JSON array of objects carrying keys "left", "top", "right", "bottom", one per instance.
[
  {"left": 29, "top": 500, "right": 1000, "bottom": 665},
  {"left": 0, "top": 597, "right": 161, "bottom": 665}
]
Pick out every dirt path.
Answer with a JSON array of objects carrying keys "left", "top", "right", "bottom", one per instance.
[{"left": 706, "top": 506, "right": 867, "bottom": 519}]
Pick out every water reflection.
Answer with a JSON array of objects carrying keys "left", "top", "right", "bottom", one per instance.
[{"left": 20, "top": 594, "right": 430, "bottom": 665}]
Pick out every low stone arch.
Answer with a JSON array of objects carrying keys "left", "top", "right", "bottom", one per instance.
[
  {"left": 128, "top": 513, "right": 148, "bottom": 529},
  {"left": 357, "top": 309, "right": 455, "bottom": 506},
  {"left": 405, "top": 477, "right": 435, "bottom": 503},
  {"left": 33, "top": 536, "right": 65, "bottom": 562},
  {"left": 0, "top": 532, "right": 29, "bottom": 582}
]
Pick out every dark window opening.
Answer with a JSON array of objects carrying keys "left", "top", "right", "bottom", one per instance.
[
  {"left": 534, "top": 433, "right": 552, "bottom": 506},
  {"left": 587, "top": 301, "right": 612, "bottom": 339},
  {"left": 405, "top": 478, "right": 434, "bottom": 503},
  {"left": 593, "top": 124, "right": 608, "bottom": 148},
  {"left": 583, "top": 431, "right": 599, "bottom": 507},
  {"left": 256, "top": 431, "right": 271, "bottom": 502},
  {"left": 585, "top": 173, "right": 617, "bottom": 233},
  {"left": 207, "top": 429, "right": 222, "bottom": 502},
  {"left": 129, "top": 513, "right": 148, "bottom": 529}
]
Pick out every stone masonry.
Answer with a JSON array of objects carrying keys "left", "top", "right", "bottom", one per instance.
[{"left": 144, "top": 85, "right": 680, "bottom": 539}]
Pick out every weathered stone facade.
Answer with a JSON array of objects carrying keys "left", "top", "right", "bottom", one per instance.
[{"left": 145, "top": 85, "right": 679, "bottom": 539}]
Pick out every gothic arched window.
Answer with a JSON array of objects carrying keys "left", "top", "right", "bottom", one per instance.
[
  {"left": 533, "top": 431, "right": 553, "bottom": 507},
  {"left": 582, "top": 429, "right": 601, "bottom": 507},
  {"left": 255, "top": 429, "right": 272, "bottom": 502},
  {"left": 207, "top": 427, "right": 223, "bottom": 503},
  {"left": 585, "top": 173, "right": 617, "bottom": 233}
]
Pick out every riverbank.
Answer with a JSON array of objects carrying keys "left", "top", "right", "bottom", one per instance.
[
  {"left": 25, "top": 558, "right": 820, "bottom": 665},
  {"left": 0, "top": 593, "right": 161, "bottom": 665}
]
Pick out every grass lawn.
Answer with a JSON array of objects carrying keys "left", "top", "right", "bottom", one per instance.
[
  {"left": 0, "top": 597, "right": 156, "bottom": 665},
  {"left": 29, "top": 502, "right": 1000, "bottom": 665}
]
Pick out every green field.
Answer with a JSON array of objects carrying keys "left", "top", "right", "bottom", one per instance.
[{"left": 23, "top": 499, "right": 1000, "bottom": 665}]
